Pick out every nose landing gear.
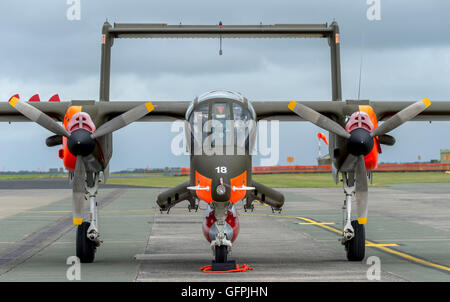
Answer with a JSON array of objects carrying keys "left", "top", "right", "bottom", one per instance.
[
  {"left": 341, "top": 172, "right": 365, "bottom": 261},
  {"left": 209, "top": 202, "right": 237, "bottom": 271},
  {"left": 212, "top": 244, "right": 236, "bottom": 271}
]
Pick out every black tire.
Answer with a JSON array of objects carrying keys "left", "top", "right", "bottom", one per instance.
[
  {"left": 215, "top": 245, "right": 228, "bottom": 263},
  {"left": 345, "top": 220, "right": 365, "bottom": 261},
  {"left": 76, "top": 222, "right": 96, "bottom": 263}
]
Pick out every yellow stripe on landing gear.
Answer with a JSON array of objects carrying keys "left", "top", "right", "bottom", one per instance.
[
  {"left": 73, "top": 218, "right": 83, "bottom": 225},
  {"left": 357, "top": 217, "right": 367, "bottom": 225}
]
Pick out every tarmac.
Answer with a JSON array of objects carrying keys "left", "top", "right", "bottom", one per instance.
[{"left": 0, "top": 179, "right": 449, "bottom": 282}]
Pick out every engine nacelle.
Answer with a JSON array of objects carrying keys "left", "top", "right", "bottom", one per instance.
[
  {"left": 58, "top": 106, "right": 97, "bottom": 172},
  {"left": 345, "top": 106, "right": 381, "bottom": 171}
]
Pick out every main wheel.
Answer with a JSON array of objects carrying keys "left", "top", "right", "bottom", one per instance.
[
  {"left": 345, "top": 220, "right": 365, "bottom": 261},
  {"left": 76, "top": 222, "right": 96, "bottom": 263},
  {"left": 215, "top": 245, "right": 228, "bottom": 263}
]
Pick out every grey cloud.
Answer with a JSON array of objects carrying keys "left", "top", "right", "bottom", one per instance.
[{"left": 0, "top": 0, "right": 449, "bottom": 171}]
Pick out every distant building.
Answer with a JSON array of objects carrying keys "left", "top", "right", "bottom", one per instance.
[
  {"left": 164, "top": 167, "right": 183, "bottom": 176},
  {"left": 49, "top": 168, "right": 59, "bottom": 176},
  {"left": 317, "top": 154, "right": 331, "bottom": 165},
  {"left": 440, "top": 149, "right": 450, "bottom": 163}
]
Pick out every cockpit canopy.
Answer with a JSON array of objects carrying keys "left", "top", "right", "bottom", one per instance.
[{"left": 186, "top": 90, "right": 256, "bottom": 155}]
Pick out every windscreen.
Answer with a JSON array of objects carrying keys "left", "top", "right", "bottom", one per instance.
[{"left": 188, "top": 101, "right": 254, "bottom": 155}]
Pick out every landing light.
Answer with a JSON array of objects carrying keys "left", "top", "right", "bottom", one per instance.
[{"left": 216, "top": 184, "right": 226, "bottom": 195}]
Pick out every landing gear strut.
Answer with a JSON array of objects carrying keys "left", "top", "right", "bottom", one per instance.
[
  {"left": 188, "top": 197, "right": 199, "bottom": 212},
  {"left": 243, "top": 197, "right": 254, "bottom": 212},
  {"left": 341, "top": 172, "right": 365, "bottom": 261},
  {"left": 76, "top": 172, "right": 101, "bottom": 263},
  {"left": 210, "top": 202, "right": 236, "bottom": 270},
  {"left": 271, "top": 207, "right": 282, "bottom": 214}
]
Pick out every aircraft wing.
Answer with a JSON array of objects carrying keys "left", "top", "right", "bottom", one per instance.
[
  {"left": 0, "top": 100, "right": 191, "bottom": 123},
  {"left": 252, "top": 100, "right": 450, "bottom": 122},
  {"left": 252, "top": 101, "right": 344, "bottom": 121},
  {"left": 3, "top": 99, "right": 450, "bottom": 123},
  {"left": 368, "top": 101, "right": 450, "bottom": 121},
  {"left": 97, "top": 101, "right": 191, "bottom": 122},
  {"left": 0, "top": 101, "right": 69, "bottom": 122}
]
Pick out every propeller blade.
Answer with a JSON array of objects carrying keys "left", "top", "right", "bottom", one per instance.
[
  {"left": 355, "top": 155, "right": 368, "bottom": 225},
  {"left": 72, "top": 156, "right": 86, "bottom": 225},
  {"left": 91, "top": 102, "right": 154, "bottom": 139},
  {"left": 102, "top": 164, "right": 110, "bottom": 184},
  {"left": 371, "top": 98, "right": 431, "bottom": 137},
  {"left": 8, "top": 95, "right": 70, "bottom": 137},
  {"left": 288, "top": 101, "right": 350, "bottom": 139}
]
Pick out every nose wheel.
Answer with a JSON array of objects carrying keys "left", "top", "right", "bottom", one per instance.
[
  {"left": 212, "top": 245, "right": 236, "bottom": 271},
  {"left": 215, "top": 245, "right": 228, "bottom": 263},
  {"left": 76, "top": 222, "right": 97, "bottom": 263},
  {"left": 345, "top": 220, "right": 365, "bottom": 261}
]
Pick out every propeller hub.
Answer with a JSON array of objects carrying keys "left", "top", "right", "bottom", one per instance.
[
  {"left": 347, "top": 128, "right": 374, "bottom": 156},
  {"left": 67, "top": 129, "right": 96, "bottom": 157}
]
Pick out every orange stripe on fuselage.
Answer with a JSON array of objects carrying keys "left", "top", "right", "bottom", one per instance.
[
  {"left": 60, "top": 106, "right": 82, "bottom": 172},
  {"left": 230, "top": 171, "right": 247, "bottom": 204},
  {"left": 358, "top": 105, "right": 379, "bottom": 171},
  {"left": 195, "top": 171, "right": 213, "bottom": 203}
]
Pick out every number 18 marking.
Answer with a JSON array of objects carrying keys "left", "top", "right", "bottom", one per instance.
[{"left": 215, "top": 166, "right": 227, "bottom": 174}]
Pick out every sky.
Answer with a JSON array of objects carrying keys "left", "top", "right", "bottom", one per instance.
[{"left": 0, "top": 0, "right": 449, "bottom": 172}]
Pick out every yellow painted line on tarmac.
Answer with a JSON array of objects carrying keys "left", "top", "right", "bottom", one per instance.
[
  {"left": 24, "top": 205, "right": 450, "bottom": 273},
  {"left": 365, "top": 243, "right": 399, "bottom": 247},
  {"left": 298, "top": 222, "right": 335, "bottom": 225},
  {"left": 295, "top": 216, "right": 342, "bottom": 234},
  {"left": 241, "top": 212, "right": 450, "bottom": 273},
  {"left": 295, "top": 216, "right": 450, "bottom": 273}
]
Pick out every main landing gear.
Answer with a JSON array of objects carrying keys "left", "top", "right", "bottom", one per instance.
[
  {"left": 76, "top": 172, "right": 101, "bottom": 263},
  {"left": 188, "top": 197, "right": 199, "bottom": 212},
  {"left": 340, "top": 173, "right": 365, "bottom": 261},
  {"left": 243, "top": 197, "right": 254, "bottom": 212},
  {"left": 76, "top": 222, "right": 97, "bottom": 263},
  {"left": 271, "top": 207, "right": 282, "bottom": 214}
]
